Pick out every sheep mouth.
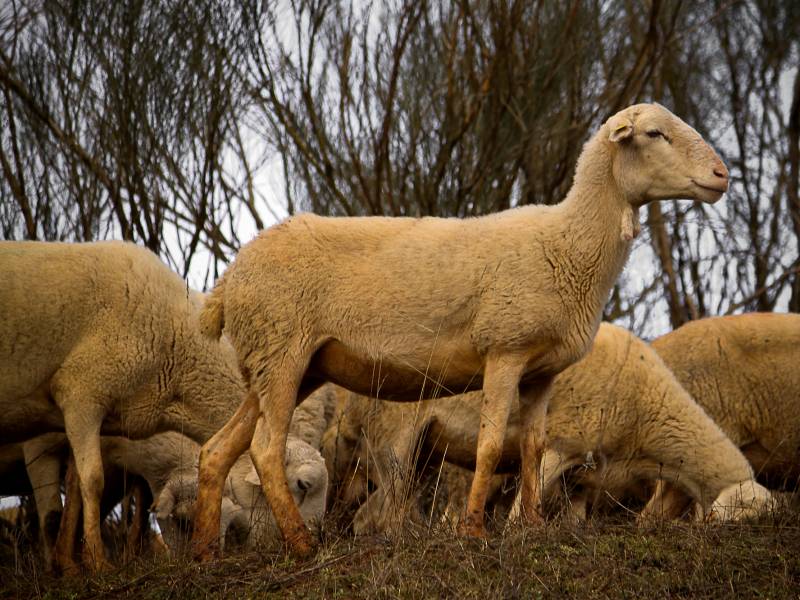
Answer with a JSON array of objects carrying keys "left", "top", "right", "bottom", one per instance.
[{"left": 691, "top": 180, "right": 728, "bottom": 194}]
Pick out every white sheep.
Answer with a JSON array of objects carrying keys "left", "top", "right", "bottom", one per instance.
[
  {"left": 193, "top": 103, "right": 729, "bottom": 556},
  {"left": 640, "top": 312, "right": 800, "bottom": 520},
  {"left": 0, "top": 240, "right": 252, "bottom": 572},
  {"left": 323, "top": 324, "right": 771, "bottom": 532}
]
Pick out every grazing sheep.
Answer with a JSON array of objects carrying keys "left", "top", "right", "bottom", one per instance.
[
  {"left": 193, "top": 103, "right": 729, "bottom": 556},
  {"left": 640, "top": 312, "right": 800, "bottom": 520},
  {"left": 324, "top": 324, "right": 771, "bottom": 532},
  {"left": 0, "top": 240, "right": 249, "bottom": 571},
  {"left": 220, "top": 436, "right": 328, "bottom": 549},
  {"left": 53, "top": 385, "right": 332, "bottom": 562}
]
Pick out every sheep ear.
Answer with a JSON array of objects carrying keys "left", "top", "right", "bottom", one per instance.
[
  {"left": 607, "top": 115, "right": 634, "bottom": 143},
  {"left": 244, "top": 465, "right": 261, "bottom": 487},
  {"left": 153, "top": 487, "right": 176, "bottom": 520}
]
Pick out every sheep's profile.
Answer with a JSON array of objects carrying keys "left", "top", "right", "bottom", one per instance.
[
  {"left": 641, "top": 312, "right": 799, "bottom": 520},
  {"left": 323, "top": 324, "right": 769, "bottom": 532},
  {"left": 193, "top": 103, "right": 729, "bottom": 556},
  {"left": 0, "top": 241, "right": 248, "bottom": 571}
]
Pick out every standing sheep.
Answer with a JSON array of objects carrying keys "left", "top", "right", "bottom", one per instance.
[
  {"left": 323, "top": 324, "right": 770, "bottom": 533},
  {"left": 641, "top": 312, "right": 800, "bottom": 520},
  {"left": 0, "top": 241, "right": 250, "bottom": 571},
  {"left": 193, "top": 103, "right": 729, "bottom": 556}
]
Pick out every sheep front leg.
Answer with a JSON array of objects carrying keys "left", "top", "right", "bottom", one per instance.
[
  {"left": 508, "top": 448, "right": 583, "bottom": 522},
  {"left": 58, "top": 403, "right": 111, "bottom": 573},
  {"left": 638, "top": 481, "right": 694, "bottom": 523},
  {"left": 352, "top": 427, "right": 422, "bottom": 535},
  {"left": 517, "top": 377, "right": 554, "bottom": 525},
  {"left": 193, "top": 391, "right": 259, "bottom": 561},
  {"left": 53, "top": 455, "right": 82, "bottom": 575},
  {"left": 459, "top": 353, "right": 526, "bottom": 538}
]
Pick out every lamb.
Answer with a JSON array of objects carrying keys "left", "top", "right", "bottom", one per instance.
[
  {"left": 0, "top": 240, "right": 253, "bottom": 571},
  {"left": 639, "top": 312, "right": 800, "bottom": 520},
  {"left": 56, "top": 431, "right": 327, "bottom": 555},
  {"left": 192, "top": 103, "right": 729, "bottom": 556},
  {"left": 323, "top": 324, "right": 771, "bottom": 533},
  {"left": 4, "top": 430, "right": 326, "bottom": 570}
]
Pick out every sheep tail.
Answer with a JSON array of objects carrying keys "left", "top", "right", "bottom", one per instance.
[{"left": 199, "top": 275, "right": 226, "bottom": 339}]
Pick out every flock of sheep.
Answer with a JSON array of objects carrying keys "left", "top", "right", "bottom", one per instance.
[{"left": 0, "top": 103, "right": 796, "bottom": 576}]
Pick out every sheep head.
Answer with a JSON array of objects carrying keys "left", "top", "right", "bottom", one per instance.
[
  {"left": 285, "top": 438, "right": 328, "bottom": 530},
  {"left": 229, "top": 435, "right": 328, "bottom": 546},
  {"left": 605, "top": 103, "right": 729, "bottom": 206},
  {"left": 705, "top": 480, "right": 774, "bottom": 522}
]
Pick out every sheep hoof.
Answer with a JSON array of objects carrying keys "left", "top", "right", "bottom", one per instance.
[
  {"left": 286, "top": 529, "right": 317, "bottom": 558},
  {"left": 191, "top": 534, "right": 221, "bottom": 562},
  {"left": 54, "top": 557, "right": 82, "bottom": 578},
  {"left": 457, "top": 515, "right": 487, "bottom": 539}
]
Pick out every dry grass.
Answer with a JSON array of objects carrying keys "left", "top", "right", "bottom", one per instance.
[{"left": 2, "top": 504, "right": 798, "bottom": 600}]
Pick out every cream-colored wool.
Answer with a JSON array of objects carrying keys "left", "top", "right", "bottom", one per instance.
[
  {"left": 323, "top": 324, "right": 769, "bottom": 533},
  {"left": 641, "top": 313, "right": 799, "bottom": 520},
  {"left": 194, "top": 103, "right": 729, "bottom": 554},
  {"left": 0, "top": 240, "right": 248, "bottom": 571}
]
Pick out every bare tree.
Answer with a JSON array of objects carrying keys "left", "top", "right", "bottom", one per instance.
[
  {"left": 0, "top": 0, "right": 262, "bottom": 279},
  {"left": 1, "top": 0, "right": 797, "bottom": 332}
]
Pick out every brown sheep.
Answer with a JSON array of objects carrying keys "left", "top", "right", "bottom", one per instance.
[{"left": 193, "top": 103, "right": 729, "bottom": 556}]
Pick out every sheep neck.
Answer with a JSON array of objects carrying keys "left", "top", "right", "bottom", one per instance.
[
  {"left": 167, "top": 333, "right": 246, "bottom": 443},
  {"left": 550, "top": 135, "right": 636, "bottom": 308}
]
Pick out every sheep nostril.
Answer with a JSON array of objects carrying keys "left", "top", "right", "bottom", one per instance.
[
  {"left": 297, "top": 479, "right": 312, "bottom": 491},
  {"left": 713, "top": 168, "right": 727, "bottom": 179}
]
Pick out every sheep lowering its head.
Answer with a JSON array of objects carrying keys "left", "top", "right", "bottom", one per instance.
[
  {"left": 640, "top": 313, "right": 799, "bottom": 521},
  {"left": 193, "top": 103, "right": 729, "bottom": 556},
  {"left": 0, "top": 241, "right": 247, "bottom": 572}
]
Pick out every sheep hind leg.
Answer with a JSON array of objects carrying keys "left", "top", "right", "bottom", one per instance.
[
  {"left": 192, "top": 390, "right": 260, "bottom": 561},
  {"left": 459, "top": 353, "right": 526, "bottom": 538},
  {"left": 249, "top": 369, "right": 317, "bottom": 557},
  {"left": 517, "top": 377, "right": 554, "bottom": 525}
]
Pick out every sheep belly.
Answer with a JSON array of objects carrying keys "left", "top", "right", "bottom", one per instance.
[{"left": 308, "top": 339, "right": 485, "bottom": 401}]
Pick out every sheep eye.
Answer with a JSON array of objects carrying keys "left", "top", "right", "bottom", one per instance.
[{"left": 646, "top": 130, "right": 663, "bottom": 139}]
